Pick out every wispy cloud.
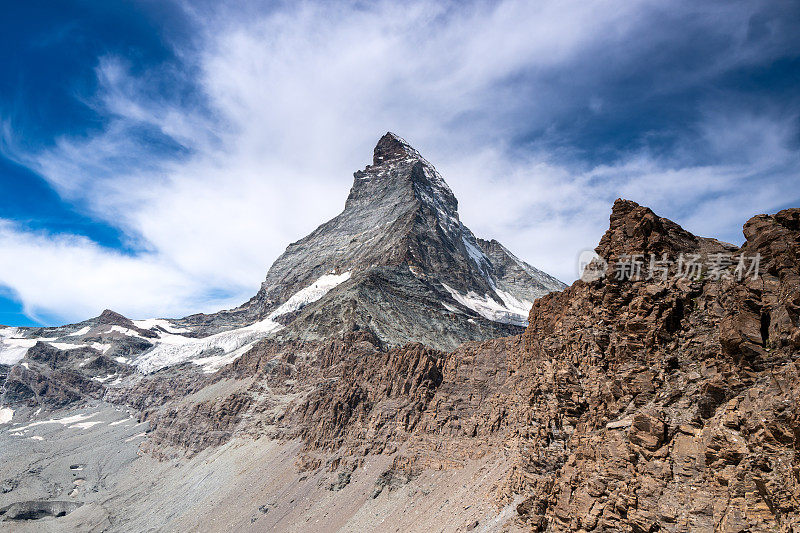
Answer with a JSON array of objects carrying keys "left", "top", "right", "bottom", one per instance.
[{"left": 0, "top": 0, "right": 798, "bottom": 323}]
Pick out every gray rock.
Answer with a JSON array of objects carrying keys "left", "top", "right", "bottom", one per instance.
[
  {"left": 207, "top": 132, "right": 565, "bottom": 350},
  {"left": 328, "top": 472, "right": 351, "bottom": 491}
]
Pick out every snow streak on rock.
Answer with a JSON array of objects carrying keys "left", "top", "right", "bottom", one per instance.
[
  {"left": 268, "top": 272, "right": 351, "bottom": 319},
  {"left": 441, "top": 283, "right": 532, "bottom": 326},
  {"left": 132, "top": 272, "right": 351, "bottom": 373}
]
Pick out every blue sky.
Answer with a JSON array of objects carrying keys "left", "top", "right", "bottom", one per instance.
[{"left": 1, "top": 0, "right": 798, "bottom": 326}]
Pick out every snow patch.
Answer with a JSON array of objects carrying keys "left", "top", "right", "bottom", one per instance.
[
  {"left": 441, "top": 283, "right": 531, "bottom": 327},
  {"left": 268, "top": 271, "right": 351, "bottom": 319},
  {"left": 494, "top": 288, "right": 534, "bottom": 319},
  {"left": 67, "top": 326, "right": 91, "bottom": 337},
  {"left": 132, "top": 272, "right": 350, "bottom": 373},
  {"left": 0, "top": 407, "right": 13, "bottom": 424},
  {"left": 13, "top": 412, "right": 96, "bottom": 432},
  {"left": 441, "top": 302, "right": 460, "bottom": 313},
  {"left": 0, "top": 328, "right": 37, "bottom": 365},
  {"left": 91, "top": 343, "right": 112, "bottom": 354},
  {"left": 46, "top": 342, "right": 83, "bottom": 351},
  {"left": 462, "top": 235, "right": 487, "bottom": 268},
  {"left": 461, "top": 231, "right": 494, "bottom": 282},
  {"left": 132, "top": 317, "right": 282, "bottom": 374},
  {"left": 108, "top": 325, "right": 141, "bottom": 337},
  {"left": 69, "top": 421, "right": 103, "bottom": 430},
  {"left": 133, "top": 318, "right": 190, "bottom": 333}
]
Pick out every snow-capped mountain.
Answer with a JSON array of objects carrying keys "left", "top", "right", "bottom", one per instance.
[{"left": 0, "top": 133, "right": 564, "bottom": 377}]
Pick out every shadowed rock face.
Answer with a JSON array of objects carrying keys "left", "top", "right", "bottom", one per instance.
[{"left": 0, "top": 500, "right": 82, "bottom": 521}]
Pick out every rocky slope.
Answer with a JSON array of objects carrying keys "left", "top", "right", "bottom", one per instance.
[{"left": 0, "top": 144, "right": 797, "bottom": 530}]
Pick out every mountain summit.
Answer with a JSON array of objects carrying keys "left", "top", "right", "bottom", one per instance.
[
  {"left": 0, "top": 133, "right": 564, "bottom": 374},
  {"left": 225, "top": 132, "right": 565, "bottom": 349}
]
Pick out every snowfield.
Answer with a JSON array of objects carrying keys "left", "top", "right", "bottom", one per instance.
[
  {"left": 0, "top": 272, "right": 352, "bottom": 375},
  {"left": 0, "top": 327, "right": 38, "bottom": 365},
  {"left": 132, "top": 317, "right": 283, "bottom": 374},
  {"left": 0, "top": 407, "right": 13, "bottom": 424},
  {"left": 66, "top": 326, "right": 91, "bottom": 336},
  {"left": 132, "top": 318, "right": 191, "bottom": 334},
  {"left": 132, "top": 271, "right": 351, "bottom": 373},
  {"left": 441, "top": 283, "right": 531, "bottom": 327}
]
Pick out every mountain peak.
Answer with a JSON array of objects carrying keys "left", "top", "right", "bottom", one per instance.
[
  {"left": 97, "top": 309, "right": 134, "bottom": 327},
  {"left": 350, "top": 133, "right": 455, "bottom": 219},
  {"left": 373, "top": 132, "right": 420, "bottom": 166},
  {"left": 215, "top": 131, "right": 567, "bottom": 350}
]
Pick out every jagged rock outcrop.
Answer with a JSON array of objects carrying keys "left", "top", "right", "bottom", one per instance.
[{"left": 503, "top": 201, "right": 800, "bottom": 531}]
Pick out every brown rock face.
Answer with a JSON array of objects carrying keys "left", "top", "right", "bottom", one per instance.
[
  {"left": 508, "top": 202, "right": 800, "bottom": 531},
  {"left": 104, "top": 200, "right": 799, "bottom": 532}
]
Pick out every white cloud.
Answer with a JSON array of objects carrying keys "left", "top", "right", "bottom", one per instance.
[
  {"left": 0, "top": 0, "right": 798, "bottom": 322},
  {"left": 0, "top": 221, "right": 240, "bottom": 323}
]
